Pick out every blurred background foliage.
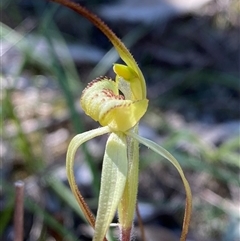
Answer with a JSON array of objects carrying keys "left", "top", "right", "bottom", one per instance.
[{"left": 1, "top": 0, "right": 239, "bottom": 241}]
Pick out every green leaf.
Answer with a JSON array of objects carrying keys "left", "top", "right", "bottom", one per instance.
[
  {"left": 94, "top": 132, "right": 128, "bottom": 241},
  {"left": 25, "top": 198, "right": 79, "bottom": 241}
]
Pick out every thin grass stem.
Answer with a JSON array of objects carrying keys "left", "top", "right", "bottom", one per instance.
[
  {"left": 14, "top": 181, "right": 25, "bottom": 241},
  {"left": 136, "top": 203, "right": 146, "bottom": 241}
]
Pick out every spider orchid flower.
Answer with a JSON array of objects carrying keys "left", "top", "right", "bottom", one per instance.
[{"left": 51, "top": 1, "right": 192, "bottom": 241}]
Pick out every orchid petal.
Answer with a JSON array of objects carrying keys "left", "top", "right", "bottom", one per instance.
[
  {"left": 66, "top": 126, "right": 110, "bottom": 228},
  {"left": 127, "top": 131, "right": 192, "bottom": 241},
  {"left": 113, "top": 64, "right": 142, "bottom": 101},
  {"left": 93, "top": 132, "right": 128, "bottom": 241}
]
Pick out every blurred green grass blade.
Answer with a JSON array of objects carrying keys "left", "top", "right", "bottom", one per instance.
[
  {"left": 171, "top": 152, "right": 240, "bottom": 186},
  {"left": 2, "top": 181, "right": 80, "bottom": 240},
  {"left": 25, "top": 198, "right": 81, "bottom": 241},
  {"left": 44, "top": 174, "right": 86, "bottom": 221},
  {"left": 41, "top": 33, "right": 101, "bottom": 195},
  {"left": 0, "top": 199, "right": 13, "bottom": 235},
  {"left": 216, "top": 136, "right": 240, "bottom": 167},
  {"left": 1, "top": 21, "right": 101, "bottom": 194},
  {"left": 163, "top": 129, "right": 215, "bottom": 160},
  {"left": 50, "top": 28, "right": 82, "bottom": 94},
  {"left": 1, "top": 22, "right": 54, "bottom": 74},
  {"left": 37, "top": 4, "right": 82, "bottom": 94},
  {"left": 3, "top": 89, "right": 43, "bottom": 171},
  {"left": 88, "top": 25, "right": 149, "bottom": 81},
  {"left": 141, "top": 141, "right": 239, "bottom": 186},
  {"left": 162, "top": 129, "right": 240, "bottom": 180},
  {"left": 1, "top": 22, "right": 26, "bottom": 47},
  {"left": 194, "top": 70, "right": 239, "bottom": 90},
  {"left": 1, "top": 20, "right": 80, "bottom": 93},
  {"left": 38, "top": 5, "right": 101, "bottom": 195},
  {"left": 166, "top": 69, "right": 239, "bottom": 91},
  {"left": 218, "top": 152, "right": 240, "bottom": 167}
]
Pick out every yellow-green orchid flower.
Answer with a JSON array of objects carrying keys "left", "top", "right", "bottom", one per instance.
[{"left": 51, "top": 1, "right": 192, "bottom": 241}]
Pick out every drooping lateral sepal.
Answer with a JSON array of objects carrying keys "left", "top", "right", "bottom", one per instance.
[
  {"left": 66, "top": 126, "right": 111, "bottom": 228},
  {"left": 127, "top": 131, "right": 192, "bottom": 241}
]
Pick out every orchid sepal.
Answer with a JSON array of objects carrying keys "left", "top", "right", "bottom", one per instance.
[
  {"left": 66, "top": 126, "right": 111, "bottom": 228},
  {"left": 126, "top": 130, "right": 192, "bottom": 241}
]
